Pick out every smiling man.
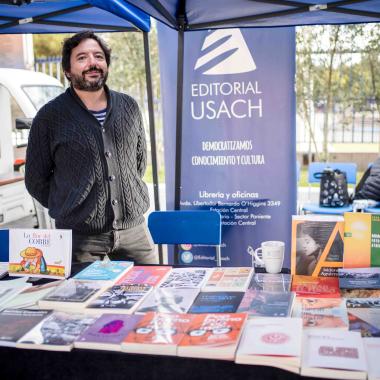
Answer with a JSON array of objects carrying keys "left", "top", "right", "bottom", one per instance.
[{"left": 25, "top": 31, "right": 158, "bottom": 265}]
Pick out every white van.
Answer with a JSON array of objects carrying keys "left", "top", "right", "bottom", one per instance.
[{"left": 0, "top": 68, "right": 64, "bottom": 225}]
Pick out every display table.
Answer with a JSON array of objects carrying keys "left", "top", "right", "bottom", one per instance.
[
  {"left": 0, "top": 346, "right": 318, "bottom": 380},
  {"left": 0, "top": 265, "right": 316, "bottom": 380}
]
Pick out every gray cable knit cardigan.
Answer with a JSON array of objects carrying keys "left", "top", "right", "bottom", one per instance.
[{"left": 25, "top": 86, "right": 149, "bottom": 234}]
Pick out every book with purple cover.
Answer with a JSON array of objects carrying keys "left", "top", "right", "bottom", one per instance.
[{"left": 75, "top": 313, "right": 143, "bottom": 351}]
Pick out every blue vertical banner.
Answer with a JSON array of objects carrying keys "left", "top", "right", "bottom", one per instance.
[{"left": 158, "top": 25, "right": 296, "bottom": 268}]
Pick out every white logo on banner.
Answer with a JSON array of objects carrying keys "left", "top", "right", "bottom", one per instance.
[{"left": 194, "top": 29, "right": 256, "bottom": 75}]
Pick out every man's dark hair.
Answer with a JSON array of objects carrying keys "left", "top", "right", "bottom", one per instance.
[{"left": 62, "top": 31, "right": 111, "bottom": 75}]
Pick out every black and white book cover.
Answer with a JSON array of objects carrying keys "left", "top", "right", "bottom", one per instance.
[
  {"left": 248, "top": 273, "right": 292, "bottom": 292},
  {"left": 40, "top": 279, "right": 105, "bottom": 303},
  {"left": 136, "top": 288, "right": 200, "bottom": 314},
  {"left": 159, "top": 268, "right": 212, "bottom": 289},
  {"left": 17, "top": 311, "right": 96, "bottom": 349},
  {"left": 86, "top": 284, "right": 152, "bottom": 312}
]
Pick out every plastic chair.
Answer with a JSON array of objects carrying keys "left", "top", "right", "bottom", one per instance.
[
  {"left": 302, "top": 162, "right": 357, "bottom": 215},
  {"left": 148, "top": 210, "right": 222, "bottom": 266}
]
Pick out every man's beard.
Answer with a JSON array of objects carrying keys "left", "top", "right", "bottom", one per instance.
[{"left": 69, "top": 66, "right": 108, "bottom": 91}]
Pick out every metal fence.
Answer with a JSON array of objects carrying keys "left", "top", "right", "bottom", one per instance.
[
  {"left": 34, "top": 56, "right": 68, "bottom": 87},
  {"left": 297, "top": 49, "right": 380, "bottom": 145}
]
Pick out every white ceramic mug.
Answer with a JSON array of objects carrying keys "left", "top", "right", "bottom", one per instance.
[{"left": 254, "top": 241, "right": 285, "bottom": 274}]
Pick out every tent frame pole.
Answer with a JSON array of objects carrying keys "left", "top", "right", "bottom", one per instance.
[{"left": 143, "top": 30, "right": 163, "bottom": 264}]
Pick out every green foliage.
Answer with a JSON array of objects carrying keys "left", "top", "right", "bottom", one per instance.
[
  {"left": 296, "top": 24, "right": 380, "bottom": 160},
  {"left": 33, "top": 34, "right": 69, "bottom": 58}
]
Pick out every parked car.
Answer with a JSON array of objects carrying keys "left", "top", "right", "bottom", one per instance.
[{"left": 0, "top": 68, "right": 64, "bottom": 225}]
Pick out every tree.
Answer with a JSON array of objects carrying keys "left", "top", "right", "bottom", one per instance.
[{"left": 33, "top": 34, "right": 69, "bottom": 57}]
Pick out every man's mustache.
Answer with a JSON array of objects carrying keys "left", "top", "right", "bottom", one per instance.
[{"left": 82, "top": 66, "right": 104, "bottom": 76}]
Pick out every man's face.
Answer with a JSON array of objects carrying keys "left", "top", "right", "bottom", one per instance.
[{"left": 67, "top": 38, "right": 108, "bottom": 91}]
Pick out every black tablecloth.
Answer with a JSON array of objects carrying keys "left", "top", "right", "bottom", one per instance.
[
  {"left": 0, "top": 346, "right": 321, "bottom": 380},
  {"left": 0, "top": 264, "right": 320, "bottom": 380}
]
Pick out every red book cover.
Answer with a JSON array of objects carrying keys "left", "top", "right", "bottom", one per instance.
[
  {"left": 291, "top": 275, "right": 340, "bottom": 298},
  {"left": 123, "top": 312, "right": 194, "bottom": 346},
  {"left": 179, "top": 313, "right": 247, "bottom": 348}
]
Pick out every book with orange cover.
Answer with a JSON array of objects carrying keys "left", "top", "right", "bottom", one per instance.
[
  {"left": 121, "top": 312, "right": 194, "bottom": 356},
  {"left": 291, "top": 215, "right": 344, "bottom": 277},
  {"left": 343, "top": 212, "right": 380, "bottom": 268},
  {"left": 291, "top": 275, "right": 340, "bottom": 298},
  {"left": 177, "top": 313, "right": 247, "bottom": 360}
]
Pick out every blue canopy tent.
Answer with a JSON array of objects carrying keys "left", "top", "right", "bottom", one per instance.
[
  {"left": 115, "top": 0, "right": 380, "bottom": 264},
  {"left": 0, "top": 0, "right": 163, "bottom": 261},
  {"left": 119, "top": 0, "right": 380, "bottom": 211}
]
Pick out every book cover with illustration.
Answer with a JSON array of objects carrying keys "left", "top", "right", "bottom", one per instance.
[
  {"left": 291, "top": 215, "right": 344, "bottom": 277},
  {"left": 338, "top": 267, "right": 380, "bottom": 289},
  {"left": 17, "top": 311, "right": 96, "bottom": 351},
  {"left": 75, "top": 313, "right": 143, "bottom": 351},
  {"left": 74, "top": 260, "right": 133, "bottom": 282},
  {"left": 248, "top": 273, "right": 292, "bottom": 292},
  {"left": 136, "top": 288, "right": 199, "bottom": 314},
  {"left": 86, "top": 284, "right": 152, "bottom": 314},
  {"left": 292, "top": 297, "right": 348, "bottom": 329},
  {"left": 159, "top": 268, "right": 212, "bottom": 289},
  {"left": 202, "top": 267, "right": 253, "bottom": 292},
  {"left": 346, "top": 298, "right": 380, "bottom": 337},
  {"left": 237, "top": 289, "right": 295, "bottom": 318},
  {"left": 8, "top": 229, "right": 72, "bottom": 279},
  {"left": 122, "top": 312, "right": 194, "bottom": 356},
  {"left": 178, "top": 313, "right": 247, "bottom": 360},
  {"left": 188, "top": 291, "right": 244, "bottom": 314},
  {"left": 291, "top": 275, "right": 340, "bottom": 298},
  {"left": 0, "top": 309, "right": 51, "bottom": 347},
  {"left": 235, "top": 317, "right": 303, "bottom": 373},
  {"left": 116, "top": 266, "right": 172, "bottom": 287},
  {"left": 344, "top": 212, "right": 380, "bottom": 268}
]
